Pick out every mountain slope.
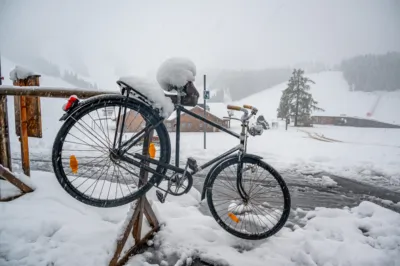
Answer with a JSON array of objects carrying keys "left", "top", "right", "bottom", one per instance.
[
  {"left": 1, "top": 57, "right": 89, "bottom": 153},
  {"left": 236, "top": 71, "right": 400, "bottom": 125}
]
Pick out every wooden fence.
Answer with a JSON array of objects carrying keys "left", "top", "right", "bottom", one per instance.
[{"left": 0, "top": 77, "right": 118, "bottom": 177}]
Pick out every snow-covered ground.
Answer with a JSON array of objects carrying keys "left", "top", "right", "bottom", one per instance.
[
  {"left": 236, "top": 71, "right": 400, "bottom": 126},
  {"left": 2, "top": 56, "right": 400, "bottom": 191},
  {"left": 168, "top": 123, "right": 400, "bottom": 192},
  {"left": 2, "top": 58, "right": 400, "bottom": 265},
  {"left": 1, "top": 171, "right": 400, "bottom": 266}
]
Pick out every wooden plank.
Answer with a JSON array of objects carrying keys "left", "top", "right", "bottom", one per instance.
[
  {"left": 13, "top": 96, "right": 20, "bottom": 138},
  {"left": 133, "top": 127, "right": 154, "bottom": 239},
  {"left": 109, "top": 126, "right": 159, "bottom": 266},
  {"left": 109, "top": 202, "right": 141, "bottom": 266},
  {"left": 0, "top": 164, "right": 33, "bottom": 193},
  {"left": 115, "top": 227, "right": 159, "bottom": 266},
  {"left": 0, "top": 96, "right": 12, "bottom": 171},
  {"left": 143, "top": 197, "right": 159, "bottom": 228},
  {"left": 14, "top": 96, "right": 42, "bottom": 138}
]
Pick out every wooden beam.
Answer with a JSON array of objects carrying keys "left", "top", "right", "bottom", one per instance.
[
  {"left": 109, "top": 126, "right": 160, "bottom": 266},
  {"left": 0, "top": 85, "right": 118, "bottom": 98},
  {"left": 0, "top": 96, "right": 12, "bottom": 171},
  {"left": 0, "top": 164, "right": 33, "bottom": 193},
  {"left": 19, "top": 95, "right": 30, "bottom": 176}
]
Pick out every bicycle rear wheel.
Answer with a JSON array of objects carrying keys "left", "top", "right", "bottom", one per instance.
[
  {"left": 52, "top": 95, "right": 171, "bottom": 207},
  {"left": 206, "top": 155, "right": 291, "bottom": 240}
]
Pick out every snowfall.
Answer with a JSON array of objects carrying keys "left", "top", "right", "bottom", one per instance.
[{"left": 1, "top": 56, "right": 400, "bottom": 266}]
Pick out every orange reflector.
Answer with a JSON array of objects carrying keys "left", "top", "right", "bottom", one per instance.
[
  {"left": 70, "top": 155, "right": 78, "bottom": 174},
  {"left": 149, "top": 142, "right": 156, "bottom": 159},
  {"left": 228, "top": 212, "right": 240, "bottom": 223}
]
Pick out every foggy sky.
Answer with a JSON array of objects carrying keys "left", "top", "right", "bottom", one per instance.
[{"left": 0, "top": 0, "right": 399, "bottom": 81}]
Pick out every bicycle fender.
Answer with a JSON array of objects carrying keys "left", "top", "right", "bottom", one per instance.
[
  {"left": 58, "top": 94, "right": 149, "bottom": 121},
  {"left": 200, "top": 153, "right": 263, "bottom": 200}
]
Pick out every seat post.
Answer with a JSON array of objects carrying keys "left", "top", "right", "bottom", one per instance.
[{"left": 174, "top": 87, "right": 183, "bottom": 167}]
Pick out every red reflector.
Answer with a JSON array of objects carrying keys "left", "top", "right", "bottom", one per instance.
[{"left": 62, "top": 95, "right": 79, "bottom": 111}]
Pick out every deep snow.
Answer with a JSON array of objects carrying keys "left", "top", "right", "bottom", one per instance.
[{"left": 1, "top": 171, "right": 399, "bottom": 266}]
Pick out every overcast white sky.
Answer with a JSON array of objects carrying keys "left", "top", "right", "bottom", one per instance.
[{"left": 1, "top": 0, "right": 399, "bottom": 79}]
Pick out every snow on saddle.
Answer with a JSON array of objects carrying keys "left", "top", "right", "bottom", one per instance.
[{"left": 117, "top": 57, "right": 199, "bottom": 118}]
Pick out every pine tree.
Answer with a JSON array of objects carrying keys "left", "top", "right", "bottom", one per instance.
[
  {"left": 277, "top": 89, "right": 290, "bottom": 119},
  {"left": 277, "top": 69, "right": 324, "bottom": 126}
]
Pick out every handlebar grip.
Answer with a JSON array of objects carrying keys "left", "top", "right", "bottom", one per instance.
[
  {"left": 243, "top": 104, "right": 253, "bottom": 109},
  {"left": 227, "top": 105, "right": 242, "bottom": 111}
]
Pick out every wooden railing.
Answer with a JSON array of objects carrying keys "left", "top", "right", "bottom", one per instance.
[{"left": 0, "top": 77, "right": 119, "bottom": 177}]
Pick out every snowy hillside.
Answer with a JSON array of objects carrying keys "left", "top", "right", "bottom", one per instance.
[
  {"left": 1, "top": 57, "right": 117, "bottom": 156},
  {"left": 236, "top": 71, "right": 400, "bottom": 125}
]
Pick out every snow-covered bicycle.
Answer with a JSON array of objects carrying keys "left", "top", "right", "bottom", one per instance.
[{"left": 52, "top": 58, "right": 291, "bottom": 240}]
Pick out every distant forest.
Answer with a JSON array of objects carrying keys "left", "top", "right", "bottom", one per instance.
[
  {"left": 207, "top": 61, "right": 329, "bottom": 102},
  {"left": 340, "top": 52, "right": 400, "bottom": 92},
  {"left": 208, "top": 68, "right": 293, "bottom": 102}
]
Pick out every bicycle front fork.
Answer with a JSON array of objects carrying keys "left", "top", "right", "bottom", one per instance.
[{"left": 236, "top": 160, "right": 250, "bottom": 203}]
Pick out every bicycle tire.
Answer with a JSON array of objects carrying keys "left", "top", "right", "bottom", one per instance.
[
  {"left": 52, "top": 94, "right": 171, "bottom": 207},
  {"left": 206, "top": 155, "right": 291, "bottom": 240}
]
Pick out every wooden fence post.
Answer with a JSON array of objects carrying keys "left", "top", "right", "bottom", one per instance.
[
  {"left": 13, "top": 74, "right": 41, "bottom": 177},
  {"left": 0, "top": 96, "right": 12, "bottom": 171}
]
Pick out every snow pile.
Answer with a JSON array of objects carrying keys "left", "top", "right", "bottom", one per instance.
[
  {"left": 149, "top": 199, "right": 400, "bottom": 266},
  {"left": 156, "top": 57, "right": 196, "bottom": 91},
  {"left": 321, "top": 176, "right": 338, "bottom": 188},
  {"left": 1, "top": 171, "right": 399, "bottom": 266},
  {"left": 9, "top": 66, "right": 40, "bottom": 81},
  {"left": 118, "top": 76, "right": 174, "bottom": 118}
]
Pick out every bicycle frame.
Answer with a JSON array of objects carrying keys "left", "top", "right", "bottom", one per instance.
[
  {"left": 114, "top": 89, "right": 249, "bottom": 181},
  {"left": 172, "top": 104, "right": 244, "bottom": 173}
]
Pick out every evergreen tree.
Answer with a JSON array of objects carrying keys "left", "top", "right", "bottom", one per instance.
[
  {"left": 277, "top": 69, "right": 324, "bottom": 126},
  {"left": 340, "top": 52, "right": 400, "bottom": 92},
  {"left": 277, "top": 89, "right": 290, "bottom": 119}
]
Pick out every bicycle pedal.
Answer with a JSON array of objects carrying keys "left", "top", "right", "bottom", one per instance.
[
  {"left": 187, "top": 157, "right": 198, "bottom": 171},
  {"left": 156, "top": 190, "right": 166, "bottom": 203}
]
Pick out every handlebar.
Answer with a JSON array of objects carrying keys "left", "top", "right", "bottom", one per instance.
[
  {"left": 242, "top": 104, "right": 258, "bottom": 114},
  {"left": 227, "top": 105, "right": 243, "bottom": 111},
  {"left": 227, "top": 104, "right": 259, "bottom": 122}
]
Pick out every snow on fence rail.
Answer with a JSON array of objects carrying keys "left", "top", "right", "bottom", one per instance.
[{"left": 0, "top": 85, "right": 118, "bottom": 98}]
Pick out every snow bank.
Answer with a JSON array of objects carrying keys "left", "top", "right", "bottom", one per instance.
[
  {"left": 118, "top": 76, "right": 174, "bottom": 118},
  {"left": 1, "top": 171, "right": 399, "bottom": 266},
  {"left": 9, "top": 66, "right": 39, "bottom": 81},
  {"left": 156, "top": 57, "right": 196, "bottom": 91}
]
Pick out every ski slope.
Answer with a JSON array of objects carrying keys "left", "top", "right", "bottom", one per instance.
[{"left": 236, "top": 71, "right": 400, "bottom": 125}]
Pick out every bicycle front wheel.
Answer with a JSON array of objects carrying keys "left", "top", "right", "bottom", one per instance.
[
  {"left": 52, "top": 94, "right": 171, "bottom": 207},
  {"left": 206, "top": 155, "right": 291, "bottom": 240}
]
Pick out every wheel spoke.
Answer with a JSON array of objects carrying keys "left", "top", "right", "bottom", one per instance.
[{"left": 208, "top": 158, "right": 290, "bottom": 239}]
